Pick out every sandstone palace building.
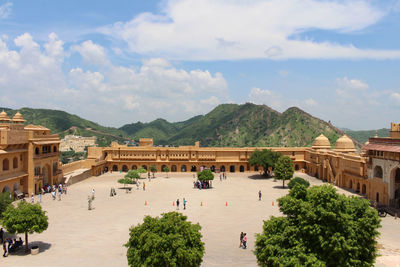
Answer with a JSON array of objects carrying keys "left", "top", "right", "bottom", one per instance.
[
  {"left": 0, "top": 111, "right": 62, "bottom": 196},
  {"left": 1, "top": 110, "right": 399, "bottom": 209}
]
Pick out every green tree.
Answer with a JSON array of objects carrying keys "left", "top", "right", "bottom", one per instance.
[
  {"left": 149, "top": 165, "right": 157, "bottom": 177},
  {"left": 249, "top": 149, "right": 281, "bottom": 176},
  {"left": 288, "top": 177, "right": 310, "bottom": 189},
  {"left": 125, "top": 212, "right": 204, "bottom": 267},
  {"left": 137, "top": 167, "right": 147, "bottom": 178},
  {"left": 274, "top": 156, "right": 294, "bottom": 188},
  {"left": 118, "top": 178, "right": 135, "bottom": 188},
  {"left": 163, "top": 166, "right": 170, "bottom": 178},
  {"left": 254, "top": 184, "right": 381, "bottom": 266},
  {"left": 0, "top": 191, "right": 13, "bottom": 219},
  {"left": 2, "top": 202, "right": 49, "bottom": 252},
  {"left": 125, "top": 170, "right": 140, "bottom": 180},
  {"left": 197, "top": 169, "right": 214, "bottom": 181}
]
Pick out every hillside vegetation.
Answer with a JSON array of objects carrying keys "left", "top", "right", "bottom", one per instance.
[{"left": 2, "top": 104, "right": 364, "bottom": 148}]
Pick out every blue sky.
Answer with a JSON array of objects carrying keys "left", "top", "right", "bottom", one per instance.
[{"left": 0, "top": 0, "right": 400, "bottom": 130}]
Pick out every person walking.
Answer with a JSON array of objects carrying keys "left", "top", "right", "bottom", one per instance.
[
  {"left": 242, "top": 233, "right": 247, "bottom": 249},
  {"left": 92, "top": 189, "right": 95, "bottom": 198},
  {"left": 239, "top": 232, "right": 244, "bottom": 248},
  {"left": 258, "top": 190, "right": 262, "bottom": 201},
  {"left": 183, "top": 198, "right": 187, "bottom": 210},
  {"left": 31, "top": 194, "right": 34, "bottom": 203},
  {"left": 143, "top": 182, "right": 146, "bottom": 191},
  {"left": 51, "top": 190, "right": 56, "bottom": 200},
  {"left": 176, "top": 199, "right": 180, "bottom": 210},
  {"left": 3, "top": 241, "right": 7, "bottom": 257},
  {"left": 0, "top": 228, "right": 4, "bottom": 243},
  {"left": 38, "top": 191, "right": 42, "bottom": 203}
]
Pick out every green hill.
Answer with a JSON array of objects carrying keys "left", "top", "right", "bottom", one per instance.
[
  {"left": 344, "top": 128, "right": 390, "bottom": 144},
  {"left": 1, "top": 104, "right": 365, "bottom": 148}
]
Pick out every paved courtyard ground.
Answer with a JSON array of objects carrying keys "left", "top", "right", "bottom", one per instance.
[{"left": 1, "top": 172, "right": 400, "bottom": 266}]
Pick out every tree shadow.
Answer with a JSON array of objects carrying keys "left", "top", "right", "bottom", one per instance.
[
  {"left": 273, "top": 185, "right": 288, "bottom": 189},
  {"left": 248, "top": 174, "right": 272, "bottom": 180},
  {"left": 11, "top": 241, "right": 52, "bottom": 256}
]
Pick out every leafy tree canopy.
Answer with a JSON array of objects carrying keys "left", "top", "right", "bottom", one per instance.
[
  {"left": 248, "top": 149, "right": 281, "bottom": 175},
  {"left": 162, "top": 166, "right": 170, "bottom": 173},
  {"left": 2, "top": 202, "right": 49, "bottom": 251},
  {"left": 125, "top": 170, "right": 140, "bottom": 179},
  {"left": 137, "top": 167, "right": 147, "bottom": 174},
  {"left": 149, "top": 165, "right": 157, "bottom": 174},
  {"left": 197, "top": 169, "right": 214, "bottom": 181},
  {"left": 255, "top": 184, "right": 381, "bottom": 266},
  {"left": 288, "top": 177, "right": 310, "bottom": 189},
  {"left": 125, "top": 212, "right": 204, "bottom": 267},
  {"left": 0, "top": 191, "right": 13, "bottom": 219},
  {"left": 274, "top": 156, "right": 294, "bottom": 187},
  {"left": 118, "top": 178, "right": 136, "bottom": 188}
]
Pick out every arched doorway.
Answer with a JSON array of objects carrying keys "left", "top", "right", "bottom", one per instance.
[
  {"left": 220, "top": 165, "right": 226, "bottom": 172},
  {"left": 162, "top": 165, "right": 167, "bottom": 172},
  {"left": 357, "top": 182, "right": 360, "bottom": 193},
  {"left": 376, "top": 192, "right": 380, "bottom": 203},
  {"left": 181, "top": 165, "right": 187, "bottom": 172},
  {"left": 2, "top": 186, "right": 10, "bottom": 193},
  {"left": 191, "top": 166, "right": 197, "bottom": 172},
  {"left": 122, "top": 165, "right": 128, "bottom": 172},
  {"left": 295, "top": 164, "right": 299, "bottom": 171},
  {"left": 132, "top": 165, "right": 137, "bottom": 170},
  {"left": 210, "top": 165, "right": 215, "bottom": 172},
  {"left": 13, "top": 182, "right": 18, "bottom": 191},
  {"left": 362, "top": 184, "right": 366, "bottom": 195},
  {"left": 230, "top": 165, "right": 235, "bottom": 173},
  {"left": 112, "top": 165, "right": 118, "bottom": 171},
  {"left": 240, "top": 165, "right": 244, "bottom": 172},
  {"left": 349, "top": 180, "right": 353, "bottom": 190},
  {"left": 13, "top": 157, "right": 18, "bottom": 169},
  {"left": 171, "top": 165, "right": 177, "bottom": 172},
  {"left": 142, "top": 165, "right": 147, "bottom": 171}
]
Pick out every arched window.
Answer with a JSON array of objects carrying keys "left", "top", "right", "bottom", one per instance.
[
  {"left": 374, "top": 166, "right": 383, "bottom": 178},
  {"left": 13, "top": 157, "right": 18, "bottom": 169},
  {"left": 3, "top": 158, "right": 9, "bottom": 171}
]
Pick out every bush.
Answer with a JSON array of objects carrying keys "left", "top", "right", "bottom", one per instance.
[
  {"left": 126, "top": 212, "right": 204, "bottom": 267},
  {"left": 288, "top": 177, "right": 310, "bottom": 189}
]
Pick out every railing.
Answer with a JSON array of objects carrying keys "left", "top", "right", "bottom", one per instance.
[{"left": 34, "top": 151, "right": 60, "bottom": 159}]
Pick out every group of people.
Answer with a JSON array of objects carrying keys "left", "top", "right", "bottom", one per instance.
[
  {"left": 239, "top": 232, "right": 248, "bottom": 249},
  {"left": 219, "top": 172, "right": 227, "bottom": 181},
  {"left": 37, "top": 183, "right": 67, "bottom": 202},
  {"left": 175, "top": 198, "right": 187, "bottom": 210},
  {"left": 193, "top": 180, "right": 210, "bottom": 189},
  {"left": 1, "top": 228, "right": 23, "bottom": 257}
]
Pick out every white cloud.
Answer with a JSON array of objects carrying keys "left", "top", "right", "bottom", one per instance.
[
  {"left": 391, "top": 92, "right": 400, "bottom": 103},
  {"left": 248, "top": 87, "right": 282, "bottom": 110},
  {"left": 71, "top": 40, "right": 110, "bottom": 66},
  {"left": 304, "top": 98, "right": 317, "bottom": 107},
  {"left": 0, "top": 33, "right": 229, "bottom": 126},
  {"left": 0, "top": 2, "right": 12, "bottom": 19},
  {"left": 99, "top": 0, "right": 400, "bottom": 60},
  {"left": 336, "top": 77, "right": 369, "bottom": 91}
]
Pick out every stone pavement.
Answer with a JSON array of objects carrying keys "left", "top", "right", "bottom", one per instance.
[{"left": 1, "top": 172, "right": 399, "bottom": 266}]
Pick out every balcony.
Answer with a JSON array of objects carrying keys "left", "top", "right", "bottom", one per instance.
[{"left": 34, "top": 151, "right": 60, "bottom": 159}]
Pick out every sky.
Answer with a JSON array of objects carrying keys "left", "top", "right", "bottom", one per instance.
[{"left": 0, "top": 0, "right": 399, "bottom": 130}]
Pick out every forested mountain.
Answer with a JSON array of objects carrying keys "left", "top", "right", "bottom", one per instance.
[{"left": 1, "top": 104, "right": 364, "bottom": 148}]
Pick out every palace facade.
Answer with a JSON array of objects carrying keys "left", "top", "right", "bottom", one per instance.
[
  {"left": 85, "top": 125, "right": 398, "bottom": 207},
  {"left": 0, "top": 111, "right": 62, "bottom": 197}
]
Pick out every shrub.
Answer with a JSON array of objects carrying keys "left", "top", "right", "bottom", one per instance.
[{"left": 288, "top": 177, "right": 310, "bottom": 189}]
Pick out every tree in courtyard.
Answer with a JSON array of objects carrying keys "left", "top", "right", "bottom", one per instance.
[
  {"left": 163, "top": 166, "right": 170, "bottom": 178},
  {"left": 274, "top": 156, "right": 294, "bottom": 188},
  {"left": 254, "top": 184, "right": 381, "bottom": 266},
  {"left": 149, "top": 165, "right": 157, "bottom": 178},
  {"left": 288, "top": 177, "right": 310, "bottom": 189},
  {"left": 118, "top": 178, "right": 136, "bottom": 188},
  {"left": 119, "top": 170, "right": 140, "bottom": 188},
  {"left": 2, "top": 201, "right": 48, "bottom": 252},
  {"left": 249, "top": 149, "right": 281, "bottom": 176},
  {"left": 197, "top": 169, "right": 214, "bottom": 187},
  {"left": 0, "top": 191, "right": 13, "bottom": 219},
  {"left": 137, "top": 167, "right": 147, "bottom": 178},
  {"left": 125, "top": 212, "right": 204, "bottom": 267}
]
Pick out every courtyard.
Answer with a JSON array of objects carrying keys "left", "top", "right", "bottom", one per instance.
[{"left": 1, "top": 172, "right": 400, "bottom": 267}]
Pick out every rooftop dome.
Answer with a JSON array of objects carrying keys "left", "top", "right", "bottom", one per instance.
[
  {"left": 334, "top": 135, "right": 356, "bottom": 153},
  {"left": 312, "top": 134, "right": 331, "bottom": 150},
  {"left": 0, "top": 110, "right": 11, "bottom": 122},
  {"left": 12, "top": 112, "right": 26, "bottom": 123}
]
